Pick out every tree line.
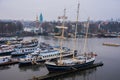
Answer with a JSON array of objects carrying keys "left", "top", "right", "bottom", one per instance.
[{"left": 0, "top": 21, "right": 23, "bottom": 36}]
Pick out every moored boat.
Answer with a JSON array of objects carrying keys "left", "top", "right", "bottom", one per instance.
[
  {"left": 21, "top": 39, "right": 38, "bottom": 48},
  {"left": 45, "top": 53, "right": 95, "bottom": 72},
  {"left": 0, "top": 56, "right": 18, "bottom": 66},
  {"left": 11, "top": 39, "right": 39, "bottom": 57},
  {"left": 45, "top": 4, "right": 97, "bottom": 73},
  {"left": 103, "top": 42, "right": 120, "bottom": 47},
  {"left": 0, "top": 45, "right": 14, "bottom": 56},
  {"left": 19, "top": 48, "right": 75, "bottom": 66},
  {"left": 0, "top": 37, "right": 23, "bottom": 44},
  {"left": 11, "top": 47, "right": 39, "bottom": 57},
  {"left": 8, "top": 38, "right": 39, "bottom": 48}
]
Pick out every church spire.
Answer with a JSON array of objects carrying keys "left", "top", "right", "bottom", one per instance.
[{"left": 36, "top": 15, "right": 39, "bottom": 22}]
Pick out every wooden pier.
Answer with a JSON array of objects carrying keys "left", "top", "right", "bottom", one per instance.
[
  {"left": 0, "top": 59, "right": 19, "bottom": 66},
  {"left": 32, "top": 62, "right": 103, "bottom": 80},
  {"left": 0, "top": 61, "right": 18, "bottom": 66}
]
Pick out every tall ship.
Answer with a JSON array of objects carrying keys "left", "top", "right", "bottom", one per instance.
[{"left": 45, "top": 3, "right": 97, "bottom": 72}]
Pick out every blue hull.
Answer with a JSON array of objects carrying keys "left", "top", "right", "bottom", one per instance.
[
  {"left": 19, "top": 60, "right": 45, "bottom": 66},
  {"left": 0, "top": 51, "right": 13, "bottom": 56},
  {"left": 45, "top": 60, "right": 95, "bottom": 72},
  {"left": 11, "top": 52, "right": 32, "bottom": 57}
]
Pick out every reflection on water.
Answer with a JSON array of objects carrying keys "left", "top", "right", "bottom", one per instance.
[
  {"left": 0, "top": 66, "right": 10, "bottom": 70},
  {"left": 19, "top": 65, "right": 40, "bottom": 72},
  {"left": 48, "top": 68, "right": 97, "bottom": 80},
  {"left": 18, "top": 64, "right": 44, "bottom": 72}
]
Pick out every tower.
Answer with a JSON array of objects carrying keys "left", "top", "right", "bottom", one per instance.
[
  {"left": 39, "top": 13, "right": 43, "bottom": 23},
  {"left": 36, "top": 15, "right": 39, "bottom": 28}
]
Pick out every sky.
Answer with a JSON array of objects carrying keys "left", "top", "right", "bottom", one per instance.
[{"left": 0, "top": 0, "right": 120, "bottom": 21}]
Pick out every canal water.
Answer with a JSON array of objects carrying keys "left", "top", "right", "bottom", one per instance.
[{"left": 0, "top": 36, "right": 120, "bottom": 80}]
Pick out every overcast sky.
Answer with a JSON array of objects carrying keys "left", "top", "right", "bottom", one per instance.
[{"left": 0, "top": 0, "right": 120, "bottom": 21}]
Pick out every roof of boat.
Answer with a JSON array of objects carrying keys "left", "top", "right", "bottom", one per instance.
[
  {"left": 59, "top": 58, "right": 85, "bottom": 63},
  {"left": 39, "top": 50, "right": 60, "bottom": 56},
  {"left": 0, "top": 45, "right": 9, "bottom": 47}
]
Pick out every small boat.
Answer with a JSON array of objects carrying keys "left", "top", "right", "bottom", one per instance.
[
  {"left": 7, "top": 39, "right": 38, "bottom": 48},
  {"left": 0, "top": 37, "right": 23, "bottom": 44},
  {"left": 0, "top": 45, "right": 14, "bottom": 56},
  {"left": 103, "top": 42, "right": 120, "bottom": 47},
  {"left": 0, "top": 56, "right": 18, "bottom": 66},
  {"left": 11, "top": 39, "right": 39, "bottom": 57},
  {"left": 21, "top": 39, "right": 38, "bottom": 48},
  {"left": 39, "top": 42, "right": 53, "bottom": 49},
  {"left": 11, "top": 47, "right": 39, "bottom": 57}
]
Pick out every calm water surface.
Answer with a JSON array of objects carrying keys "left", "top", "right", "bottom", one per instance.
[{"left": 0, "top": 36, "right": 120, "bottom": 80}]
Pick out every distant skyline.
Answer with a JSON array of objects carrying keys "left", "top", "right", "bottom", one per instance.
[{"left": 0, "top": 0, "right": 120, "bottom": 21}]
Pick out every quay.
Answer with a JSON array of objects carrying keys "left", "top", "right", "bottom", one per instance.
[
  {"left": 0, "top": 58, "right": 19, "bottom": 66},
  {"left": 103, "top": 42, "right": 120, "bottom": 47},
  {"left": 32, "top": 62, "right": 103, "bottom": 80},
  {"left": 0, "top": 61, "right": 18, "bottom": 66}
]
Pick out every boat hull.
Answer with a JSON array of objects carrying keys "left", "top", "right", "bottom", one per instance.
[
  {"left": 0, "top": 51, "right": 13, "bottom": 56},
  {"left": 19, "top": 53, "right": 76, "bottom": 66},
  {"left": 11, "top": 53, "right": 27, "bottom": 57},
  {"left": 19, "top": 59, "right": 45, "bottom": 66},
  {"left": 0, "top": 61, "right": 18, "bottom": 66},
  {"left": 45, "top": 60, "right": 95, "bottom": 72}
]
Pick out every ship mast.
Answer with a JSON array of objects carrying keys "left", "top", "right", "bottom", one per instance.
[
  {"left": 83, "top": 17, "right": 90, "bottom": 55},
  {"left": 56, "top": 9, "right": 67, "bottom": 64},
  {"left": 73, "top": 3, "right": 80, "bottom": 59}
]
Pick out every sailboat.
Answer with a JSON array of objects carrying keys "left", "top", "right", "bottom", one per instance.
[{"left": 45, "top": 3, "right": 97, "bottom": 72}]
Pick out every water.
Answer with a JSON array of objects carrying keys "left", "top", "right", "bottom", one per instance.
[{"left": 0, "top": 36, "right": 120, "bottom": 80}]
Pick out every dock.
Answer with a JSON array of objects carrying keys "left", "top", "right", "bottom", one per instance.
[
  {"left": 32, "top": 62, "right": 103, "bottom": 80},
  {"left": 0, "top": 58, "right": 19, "bottom": 66},
  {"left": 103, "top": 42, "right": 120, "bottom": 47},
  {"left": 0, "top": 61, "right": 18, "bottom": 66}
]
